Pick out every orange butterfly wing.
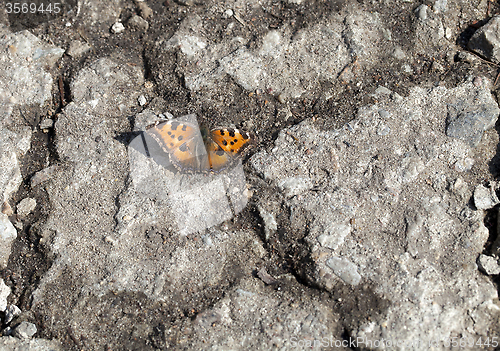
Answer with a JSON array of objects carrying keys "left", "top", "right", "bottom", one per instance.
[
  {"left": 210, "top": 128, "right": 252, "bottom": 154},
  {"left": 146, "top": 120, "right": 209, "bottom": 172},
  {"left": 207, "top": 128, "right": 252, "bottom": 172},
  {"left": 146, "top": 122, "right": 252, "bottom": 173}
]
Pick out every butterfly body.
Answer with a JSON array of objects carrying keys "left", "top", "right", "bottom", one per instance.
[{"left": 146, "top": 120, "right": 252, "bottom": 173}]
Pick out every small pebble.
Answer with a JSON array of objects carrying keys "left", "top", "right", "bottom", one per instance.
[
  {"left": 478, "top": 254, "right": 500, "bottom": 275},
  {"left": 111, "top": 22, "right": 125, "bottom": 34},
  {"left": 138, "top": 95, "right": 147, "bottom": 106},
  {"left": 1, "top": 202, "right": 13, "bottom": 216},
  {"left": 39, "top": 118, "right": 54, "bottom": 130},
  {"left": 326, "top": 257, "right": 362, "bottom": 286},
  {"left": 4, "top": 304, "right": 21, "bottom": 325},
  {"left": 414, "top": 4, "right": 428, "bottom": 20},
  {"left": 454, "top": 158, "right": 474, "bottom": 172},
  {"left": 474, "top": 184, "right": 499, "bottom": 210},
  {"left": 16, "top": 198, "right": 36, "bottom": 218}
]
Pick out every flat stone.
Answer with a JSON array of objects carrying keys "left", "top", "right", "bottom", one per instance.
[
  {"left": 67, "top": 40, "right": 91, "bottom": 58},
  {"left": 0, "top": 30, "right": 63, "bottom": 122},
  {"left": 445, "top": 79, "right": 499, "bottom": 147},
  {"left": 317, "top": 224, "right": 351, "bottom": 251},
  {"left": 16, "top": 198, "right": 36, "bottom": 218},
  {"left": 39, "top": 119, "right": 54, "bottom": 130},
  {"left": 326, "top": 257, "right": 362, "bottom": 285},
  {"left": 0, "top": 279, "right": 10, "bottom": 312},
  {"left": 0, "top": 336, "right": 62, "bottom": 351},
  {"left": 30, "top": 166, "right": 59, "bottom": 188},
  {"left": 468, "top": 16, "right": 500, "bottom": 64},
  {"left": 0, "top": 214, "right": 16, "bottom": 269},
  {"left": 128, "top": 15, "right": 149, "bottom": 32},
  {"left": 13, "top": 322, "right": 37, "bottom": 339},
  {"left": 136, "top": 1, "right": 153, "bottom": 19}
]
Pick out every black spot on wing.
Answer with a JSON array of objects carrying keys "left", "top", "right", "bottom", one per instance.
[{"left": 179, "top": 143, "right": 189, "bottom": 152}]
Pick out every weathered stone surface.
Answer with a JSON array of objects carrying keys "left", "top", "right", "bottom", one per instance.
[
  {"left": 0, "top": 215, "right": 16, "bottom": 269},
  {"left": 468, "top": 16, "right": 500, "bottom": 64},
  {"left": 0, "top": 336, "right": 62, "bottom": 351},
  {"left": 250, "top": 77, "right": 498, "bottom": 347}
]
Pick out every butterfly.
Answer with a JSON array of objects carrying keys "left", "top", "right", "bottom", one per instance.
[{"left": 145, "top": 119, "right": 252, "bottom": 173}]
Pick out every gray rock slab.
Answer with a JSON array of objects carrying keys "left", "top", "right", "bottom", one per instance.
[
  {"left": 0, "top": 278, "right": 10, "bottom": 312},
  {"left": 0, "top": 214, "right": 16, "bottom": 270},
  {"left": 0, "top": 336, "right": 61, "bottom": 351},
  {"left": 152, "top": 6, "right": 389, "bottom": 99},
  {"left": 70, "top": 57, "right": 144, "bottom": 118},
  {"left": 79, "top": 0, "right": 123, "bottom": 32},
  {"left": 30, "top": 68, "right": 261, "bottom": 350},
  {"left": 32, "top": 99, "right": 130, "bottom": 304},
  {"left": 468, "top": 16, "right": 500, "bottom": 64},
  {"left": 445, "top": 79, "right": 500, "bottom": 147},
  {"left": 250, "top": 76, "right": 498, "bottom": 347},
  {"left": 0, "top": 128, "right": 32, "bottom": 204},
  {"left": 0, "top": 30, "right": 63, "bottom": 124},
  {"left": 184, "top": 278, "right": 338, "bottom": 349}
]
